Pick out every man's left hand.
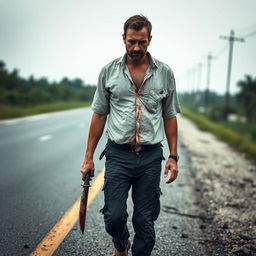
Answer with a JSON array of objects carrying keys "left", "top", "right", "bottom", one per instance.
[{"left": 164, "top": 159, "right": 178, "bottom": 184}]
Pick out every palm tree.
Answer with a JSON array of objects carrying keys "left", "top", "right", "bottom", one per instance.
[
  {"left": 0, "top": 60, "right": 6, "bottom": 71},
  {"left": 236, "top": 75, "right": 256, "bottom": 122}
]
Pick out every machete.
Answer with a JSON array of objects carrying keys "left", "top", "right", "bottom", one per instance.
[{"left": 79, "top": 171, "right": 91, "bottom": 234}]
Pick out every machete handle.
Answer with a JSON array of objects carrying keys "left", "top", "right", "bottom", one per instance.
[{"left": 84, "top": 171, "right": 91, "bottom": 186}]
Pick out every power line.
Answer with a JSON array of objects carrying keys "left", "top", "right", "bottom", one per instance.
[
  {"left": 242, "top": 30, "right": 256, "bottom": 38},
  {"left": 234, "top": 23, "right": 256, "bottom": 33},
  {"left": 235, "top": 22, "right": 256, "bottom": 38}
]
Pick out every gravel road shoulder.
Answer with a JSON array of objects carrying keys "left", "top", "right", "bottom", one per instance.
[{"left": 178, "top": 116, "right": 256, "bottom": 256}]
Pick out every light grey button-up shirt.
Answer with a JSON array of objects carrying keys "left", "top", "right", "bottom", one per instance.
[{"left": 91, "top": 52, "right": 181, "bottom": 145}]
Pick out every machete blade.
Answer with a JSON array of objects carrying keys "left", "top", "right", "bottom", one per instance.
[{"left": 79, "top": 171, "right": 91, "bottom": 234}]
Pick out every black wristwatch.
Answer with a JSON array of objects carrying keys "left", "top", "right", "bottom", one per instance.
[{"left": 168, "top": 155, "right": 179, "bottom": 162}]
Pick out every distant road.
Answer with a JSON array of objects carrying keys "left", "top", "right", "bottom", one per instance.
[{"left": 0, "top": 108, "right": 211, "bottom": 256}]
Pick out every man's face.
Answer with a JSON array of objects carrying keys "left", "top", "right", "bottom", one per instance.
[{"left": 123, "top": 27, "right": 152, "bottom": 63}]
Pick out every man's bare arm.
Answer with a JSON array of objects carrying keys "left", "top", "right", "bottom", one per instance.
[
  {"left": 81, "top": 112, "right": 107, "bottom": 180},
  {"left": 163, "top": 116, "right": 179, "bottom": 184}
]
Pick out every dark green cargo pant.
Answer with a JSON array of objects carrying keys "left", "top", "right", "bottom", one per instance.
[{"left": 100, "top": 140, "right": 163, "bottom": 256}]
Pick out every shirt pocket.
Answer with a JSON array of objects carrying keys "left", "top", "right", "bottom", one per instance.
[
  {"left": 142, "top": 88, "right": 167, "bottom": 113},
  {"left": 150, "top": 89, "right": 167, "bottom": 101}
]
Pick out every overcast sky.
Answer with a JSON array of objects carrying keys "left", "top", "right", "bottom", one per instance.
[{"left": 0, "top": 0, "right": 255, "bottom": 94}]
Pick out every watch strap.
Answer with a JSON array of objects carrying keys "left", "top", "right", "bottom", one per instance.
[{"left": 168, "top": 155, "right": 179, "bottom": 162}]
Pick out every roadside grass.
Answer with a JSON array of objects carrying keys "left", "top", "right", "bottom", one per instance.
[
  {"left": 181, "top": 107, "right": 256, "bottom": 162},
  {"left": 221, "top": 121, "right": 256, "bottom": 141},
  {"left": 0, "top": 101, "right": 91, "bottom": 119}
]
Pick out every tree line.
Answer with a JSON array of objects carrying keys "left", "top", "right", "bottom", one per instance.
[
  {"left": 1, "top": 60, "right": 255, "bottom": 123},
  {"left": 0, "top": 60, "right": 96, "bottom": 107}
]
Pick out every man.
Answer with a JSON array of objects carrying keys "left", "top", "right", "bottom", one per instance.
[{"left": 81, "top": 15, "right": 181, "bottom": 256}]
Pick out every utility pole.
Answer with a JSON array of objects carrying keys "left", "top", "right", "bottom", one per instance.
[
  {"left": 196, "top": 62, "right": 202, "bottom": 107},
  {"left": 191, "top": 66, "right": 196, "bottom": 92},
  {"left": 191, "top": 66, "right": 197, "bottom": 107},
  {"left": 204, "top": 52, "right": 216, "bottom": 111},
  {"left": 220, "top": 30, "right": 245, "bottom": 120},
  {"left": 197, "top": 62, "right": 203, "bottom": 91}
]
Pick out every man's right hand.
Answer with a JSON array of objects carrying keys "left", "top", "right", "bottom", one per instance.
[{"left": 80, "top": 158, "right": 95, "bottom": 181}]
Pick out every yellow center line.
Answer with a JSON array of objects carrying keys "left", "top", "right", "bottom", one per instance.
[{"left": 30, "top": 168, "right": 105, "bottom": 256}]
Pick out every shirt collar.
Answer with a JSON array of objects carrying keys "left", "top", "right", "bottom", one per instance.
[{"left": 117, "top": 52, "right": 158, "bottom": 69}]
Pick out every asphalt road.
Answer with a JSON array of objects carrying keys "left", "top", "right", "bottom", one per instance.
[{"left": 0, "top": 108, "right": 213, "bottom": 256}]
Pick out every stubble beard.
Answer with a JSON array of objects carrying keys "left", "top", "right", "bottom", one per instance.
[{"left": 126, "top": 48, "right": 146, "bottom": 63}]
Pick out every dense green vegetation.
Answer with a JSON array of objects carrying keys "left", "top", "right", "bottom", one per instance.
[
  {"left": 0, "top": 101, "right": 91, "bottom": 119},
  {"left": 236, "top": 75, "right": 256, "bottom": 122},
  {"left": 0, "top": 60, "right": 96, "bottom": 118},
  {"left": 221, "top": 121, "right": 256, "bottom": 141}
]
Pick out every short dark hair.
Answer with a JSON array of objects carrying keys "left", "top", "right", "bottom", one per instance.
[{"left": 123, "top": 15, "right": 152, "bottom": 37}]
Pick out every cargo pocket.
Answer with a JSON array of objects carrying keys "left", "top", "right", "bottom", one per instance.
[
  {"left": 152, "top": 187, "right": 163, "bottom": 221},
  {"left": 105, "top": 143, "right": 115, "bottom": 160},
  {"left": 99, "top": 181, "right": 108, "bottom": 214}
]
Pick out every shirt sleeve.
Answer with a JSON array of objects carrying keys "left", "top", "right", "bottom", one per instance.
[
  {"left": 162, "top": 68, "right": 181, "bottom": 119},
  {"left": 91, "top": 67, "right": 110, "bottom": 115}
]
